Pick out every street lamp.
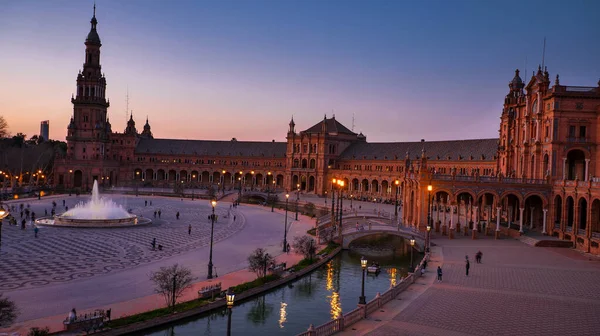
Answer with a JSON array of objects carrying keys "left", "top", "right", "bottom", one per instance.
[
  {"left": 359, "top": 256, "right": 367, "bottom": 305},
  {"left": 426, "top": 224, "right": 431, "bottom": 253},
  {"left": 222, "top": 170, "right": 226, "bottom": 194},
  {"left": 337, "top": 180, "right": 345, "bottom": 238},
  {"left": 350, "top": 194, "right": 353, "bottom": 209},
  {"left": 207, "top": 199, "right": 217, "bottom": 279},
  {"left": 394, "top": 180, "right": 400, "bottom": 218},
  {"left": 271, "top": 179, "right": 276, "bottom": 212},
  {"left": 237, "top": 175, "right": 242, "bottom": 203},
  {"left": 283, "top": 194, "right": 289, "bottom": 252},
  {"left": 409, "top": 236, "right": 416, "bottom": 272},
  {"left": 295, "top": 183, "right": 300, "bottom": 220},
  {"left": 331, "top": 179, "right": 336, "bottom": 226},
  {"left": 251, "top": 171, "right": 255, "bottom": 191},
  {"left": 427, "top": 184, "right": 432, "bottom": 251},
  {"left": 226, "top": 287, "right": 235, "bottom": 336}
]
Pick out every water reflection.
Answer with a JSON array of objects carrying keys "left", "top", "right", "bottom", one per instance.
[{"left": 143, "top": 236, "right": 421, "bottom": 336}]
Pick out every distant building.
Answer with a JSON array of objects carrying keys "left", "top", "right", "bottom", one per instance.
[
  {"left": 54, "top": 7, "right": 600, "bottom": 255},
  {"left": 40, "top": 120, "right": 49, "bottom": 141}
]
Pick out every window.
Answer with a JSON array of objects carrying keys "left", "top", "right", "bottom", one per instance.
[
  {"left": 568, "top": 126, "right": 576, "bottom": 138},
  {"left": 303, "top": 144, "right": 308, "bottom": 153},
  {"left": 579, "top": 126, "right": 586, "bottom": 138}
]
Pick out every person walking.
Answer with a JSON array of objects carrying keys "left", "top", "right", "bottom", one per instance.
[
  {"left": 158, "top": 210, "right": 162, "bottom": 218},
  {"left": 151, "top": 238, "right": 156, "bottom": 250},
  {"left": 145, "top": 200, "right": 148, "bottom": 207},
  {"left": 465, "top": 256, "right": 470, "bottom": 276},
  {"left": 437, "top": 266, "right": 443, "bottom": 282},
  {"left": 34, "top": 227, "right": 39, "bottom": 238},
  {"left": 476, "top": 251, "right": 483, "bottom": 263},
  {"left": 153, "top": 211, "right": 157, "bottom": 218},
  {"left": 188, "top": 224, "right": 191, "bottom": 235},
  {"left": 176, "top": 212, "right": 180, "bottom": 220}
]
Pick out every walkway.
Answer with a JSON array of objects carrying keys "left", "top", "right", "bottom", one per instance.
[{"left": 339, "top": 234, "right": 600, "bottom": 336}]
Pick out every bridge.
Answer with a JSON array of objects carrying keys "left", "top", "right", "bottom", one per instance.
[{"left": 340, "top": 223, "right": 426, "bottom": 250}]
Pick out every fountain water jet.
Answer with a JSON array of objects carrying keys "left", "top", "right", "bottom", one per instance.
[{"left": 36, "top": 180, "right": 151, "bottom": 228}]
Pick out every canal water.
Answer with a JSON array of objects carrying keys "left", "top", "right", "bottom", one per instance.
[{"left": 142, "top": 235, "right": 420, "bottom": 336}]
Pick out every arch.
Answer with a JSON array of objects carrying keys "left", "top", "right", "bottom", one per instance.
[
  {"left": 566, "top": 196, "right": 575, "bottom": 229},
  {"left": 524, "top": 194, "right": 545, "bottom": 231},
  {"left": 145, "top": 168, "right": 154, "bottom": 181},
  {"left": 168, "top": 170, "right": 177, "bottom": 181},
  {"left": 361, "top": 179, "right": 369, "bottom": 192},
  {"left": 276, "top": 174, "right": 284, "bottom": 188},
  {"left": 74, "top": 170, "right": 83, "bottom": 188},
  {"left": 255, "top": 173, "right": 264, "bottom": 186},
  {"left": 134, "top": 168, "right": 143, "bottom": 180},
  {"left": 543, "top": 153, "right": 549, "bottom": 177},
  {"left": 476, "top": 189, "right": 500, "bottom": 202},
  {"left": 300, "top": 175, "right": 307, "bottom": 190},
  {"left": 308, "top": 175, "right": 315, "bottom": 192},
  {"left": 578, "top": 197, "right": 588, "bottom": 231},
  {"left": 180, "top": 170, "right": 188, "bottom": 182},
  {"left": 224, "top": 172, "right": 232, "bottom": 186},
  {"left": 591, "top": 199, "right": 600, "bottom": 235},
  {"left": 266, "top": 173, "right": 274, "bottom": 186},
  {"left": 352, "top": 178, "right": 359, "bottom": 192},
  {"left": 213, "top": 171, "right": 221, "bottom": 185},
  {"left": 244, "top": 173, "right": 252, "bottom": 186},
  {"left": 191, "top": 170, "right": 199, "bottom": 182},
  {"left": 371, "top": 179, "right": 379, "bottom": 193},
  {"left": 309, "top": 159, "right": 316, "bottom": 169},
  {"left": 201, "top": 171, "right": 210, "bottom": 184},
  {"left": 381, "top": 180, "right": 389, "bottom": 195},
  {"left": 293, "top": 159, "right": 299, "bottom": 168},
  {"left": 499, "top": 191, "right": 523, "bottom": 204},
  {"left": 157, "top": 169, "right": 166, "bottom": 181},
  {"left": 301, "top": 159, "right": 308, "bottom": 169},
  {"left": 455, "top": 190, "right": 476, "bottom": 204},
  {"left": 292, "top": 175, "right": 299, "bottom": 189},
  {"left": 566, "top": 149, "right": 586, "bottom": 180},
  {"left": 554, "top": 195, "right": 563, "bottom": 229}
]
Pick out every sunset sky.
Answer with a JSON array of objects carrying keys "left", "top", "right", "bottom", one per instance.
[{"left": 1, "top": 0, "right": 599, "bottom": 142}]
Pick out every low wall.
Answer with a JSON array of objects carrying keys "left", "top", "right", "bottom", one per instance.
[
  {"left": 296, "top": 252, "right": 430, "bottom": 336},
  {"left": 94, "top": 247, "right": 342, "bottom": 336}
]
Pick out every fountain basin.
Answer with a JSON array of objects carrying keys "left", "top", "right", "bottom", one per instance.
[{"left": 36, "top": 216, "right": 152, "bottom": 228}]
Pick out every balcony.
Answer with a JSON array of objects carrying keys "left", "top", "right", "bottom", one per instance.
[
  {"left": 566, "top": 137, "right": 587, "bottom": 143},
  {"left": 291, "top": 167, "right": 315, "bottom": 172},
  {"left": 430, "top": 174, "right": 548, "bottom": 185}
]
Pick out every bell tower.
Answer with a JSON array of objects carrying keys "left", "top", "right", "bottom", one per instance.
[{"left": 67, "top": 4, "right": 111, "bottom": 160}]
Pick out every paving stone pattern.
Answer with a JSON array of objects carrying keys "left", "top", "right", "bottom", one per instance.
[
  {"left": 0, "top": 196, "right": 243, "bottom": 290},
  {"left": 366, "top": 238, "right": 600, "bottom": 336}
]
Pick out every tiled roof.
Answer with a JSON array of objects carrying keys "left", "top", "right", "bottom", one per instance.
[
  {"left": 303, "top": 117, "right": 356, "bottom": 135},
  {"left": 339, "top": 138, "right": 498, "bottom": 161},
  {"left": 135, "top": 138, "right": 287, "bottom": 157}
]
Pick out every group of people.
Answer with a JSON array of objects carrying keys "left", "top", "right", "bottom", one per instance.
[{"left": 427, "top": 250, "right": 483, "bottom": 282}]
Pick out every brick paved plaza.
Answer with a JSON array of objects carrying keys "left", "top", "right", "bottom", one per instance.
[{"left": 348, "top": 236, "right": 600, "bottom": 336}]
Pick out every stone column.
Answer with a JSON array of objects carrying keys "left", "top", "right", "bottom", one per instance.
[
  {"left": 542, "top": 209, "right": 548, "bottom": 235},
  {"left": 585, "top": 159, "right": 590, "bottom": 181},
  {"left": 519, "top": 208, "right": 525, "bottom": 234},
  {"left": 436, "top": 201, "right": 441, "bottom": 232},
  {"left": 530, "top": 207, "right": 535, "bottom": 229},
  {"left": 495, "top": 207, "right": 501, "bottom": 239},
  {"left": 456, "top": 203, "right": 462, "bottom": 233},
  {"left": 563, "top": 158, "right": 567, "bottom": 180},
  {"left": 472, "top": 206, "right": 478, "bottom": 240},
  {"left": 449, "top": 205, "right": 455, "bottom": 239},
  {"left": 442, "top": 201, "right": 447, "bottom": 236}
]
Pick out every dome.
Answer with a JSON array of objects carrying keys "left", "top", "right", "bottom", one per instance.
[{"left": 86, "top": 29, "right": 101, "bottom": 44}]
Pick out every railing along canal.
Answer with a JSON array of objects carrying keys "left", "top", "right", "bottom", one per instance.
[{"left": 296, "top": 253, "right": 430, "bottom": 336}]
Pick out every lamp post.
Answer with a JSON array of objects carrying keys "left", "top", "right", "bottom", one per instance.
[
  {"left": 350, "top": 194, "right": 353, "bottom": 209},
  {"left": 427, "top": 184, "right": 432, "bottom": 251},
  {"left": 409, "top": 236, "right": 415, "bottom": 272},
  {"left": 251, "top": 171, "right": 255, "bottom": 191},
  {"left": 226, "top": 287, "right": 235, "bottom": 336},
  {"left": 331, "top": 179, "right": 336, "bottom": 226},
  {"left": 222, "top": 170, "right": 226, "bottom": 194},
  {"left": 337, "top": 180, "right": 345, "bottom": 238},
  {"left": 426, "top": 224, "right": 431, "bottom": 253},
  {"left": 295, "top": 184, "right": 300, "bottom": 220},
  {"left": 271, "top": 180, "right": 276, "bottom": 212},
  {"left": 283, "top": 194, "right": 289, "bottom": 252},
  {"left": 359, "top": 256, "right": 367, "bottom": 305},
  {"left": 238, "top": 171, "right": 243, "bottom": 202},
  {"left": 69, "top": 169, "right": 73, "bottom": 196},
  {"left": 207, "top": 199, "right": 217, "bottom": 279},
  {"left": 394, "top": 180, "right": 400, "bottom": 218}
]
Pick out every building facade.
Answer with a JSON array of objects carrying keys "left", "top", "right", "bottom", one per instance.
[
  {"left": 40, "top": 120, "right": 49, "bottom": 142},
  {"left": 53, "top": 9, "right": 600, "bottom": 254}
]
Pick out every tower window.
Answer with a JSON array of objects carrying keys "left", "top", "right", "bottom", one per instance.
[{"left": 580, "top": 126, "right": 586, "bottom": 138}]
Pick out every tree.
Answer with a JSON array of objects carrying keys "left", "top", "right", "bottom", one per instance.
[
  {"left": 292, "top": 236, "right": 317, "bottom": 261},
  {"left": 303, "top": 202, "right": 316, "bottom": 216},
  {"left": 0, "top": 293, "right": 19, "bottom": 327},
  {"left": 0, "top": 116, "right": 8, "bottom": 138},
  {"left": 27, "top": 327, "right": 50, "bottom": 336},
  {"left": 149, "top": 264, "right": 196, "bottom": 310},
  {"left": 247, "top": 248, "right": 274, "bottom": 279}
]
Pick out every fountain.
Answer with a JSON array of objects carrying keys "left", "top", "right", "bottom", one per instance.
[{"left": 36, "top": 181, "right": 151, "bottom": 228}]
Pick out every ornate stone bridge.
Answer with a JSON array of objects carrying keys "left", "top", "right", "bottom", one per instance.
[{"left": 341, "top": 224, "right": 426, "bottom": 250}]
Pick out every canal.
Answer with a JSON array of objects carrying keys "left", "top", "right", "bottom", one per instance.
[{"left": 142, "top": 235, "right": 420, "bottom": 336}]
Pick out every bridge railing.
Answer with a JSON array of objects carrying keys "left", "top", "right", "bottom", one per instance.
[{"left": 297, "top": 253, "right": 430, "bottom": 336}]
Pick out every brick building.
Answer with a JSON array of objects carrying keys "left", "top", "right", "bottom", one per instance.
[{"left": 53, "top": 9, "right": 600, "bottom": 254}]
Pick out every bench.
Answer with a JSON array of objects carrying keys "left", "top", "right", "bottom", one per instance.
[
  {"left": 63, "top": 310, "right": 106, "bottom": 332},
  {"left": 269, "top": 263, "right": 286, "bottom": 276},
  {"left": 198, "top": 282, "right": 222, "bottom": 299}
]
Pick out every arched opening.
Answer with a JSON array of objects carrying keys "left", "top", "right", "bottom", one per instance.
[
  {"left": 74, "top": 170, "right": 83, "bottom": 188},
  {"left": 244, "top": 173, "right": 252, "bottom": 187},
  {"left": 502, "top": 194, "right": 521, "bottom": 229},
  {"left": 308, "top": 176, "right": 315, "bottom": 192},
  {"left": 352, "top": 178, "right": 359, "bottom": 192},
  {"left": 381, "top": 180, "right": 389, "bottom": 196},
  {"left": 224, "top": 172, "right": 232, "bottom": 187},
  {"left": 554, "top": 195, "right": 562, "bottom": 229},
  {"left": 191, "top": 170, "right": 199, "bottom": 182},
  {"left": 371, "top": 180, "right": 379, "bottom": 194},
  {"left": 543, "top": 154, "right": 549, "bottom": 177},
  {"left": 591, "top": 199, "right": 600, "bottom": 236},
  {"left": 292, "top": 175, "right": 299, "bottom": 189},
  {"left": 524, "top": 195, "right": 544, "bottom": 231},
  {"left": 266, "top": 173, "right": 274, "bottom": 186},
  {"left": 168, "top": 170, "right": 177, "bottom": 181},
  {"left": 293, "top": 159, "right": 299, "bottom": 168},
  {"left": 255, "top": 173, "right": 263, "bottom": 187},
  {"left": 456, "top": 192, "right": 475, "bottom": 227},
  {"left": 145, "top": 169, "right": 154, "bottom": 181},
  {"left": 134, "top": 168, "right": 143, "bottom": 180},
  {"left": 566, "top": 149, "right": 586, "bottom": 180},
  {"left": 276, "top": 174, "right": 284, "bottom": 188},
  {"left": 578, "top": 198, "right": 587, "bottom": 232},
  {"left": 300, "top": 175, "right": 307, "bottom": 191},
  {"left": 477, "top": 192, "right": 497, "bottom": 224},
  {"left": 309, "top": 159, "right": 316, "bottom": 169},
  {"left": 566, "top": 196, "right": 574, "bottom": 230},
  {"left": 361, "top": 179, "right": 369, "bottom": 193},
  {"left": 157, "top": 169, "right": 166, "bottom": 181},
  {"left": 530, "top": 155, "right": 535, "bottom": 179},
  {"left": 180, "top": 170, "right": 188, "bottom": 182},
  {"left": 301, "top": 159, "right": 308, "bottom": 169}
]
